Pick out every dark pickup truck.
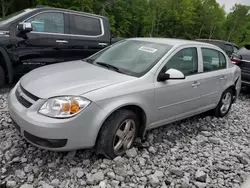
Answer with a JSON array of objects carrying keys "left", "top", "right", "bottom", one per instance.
[{"left": 0, "top": 6, "right": 121, "bottom": 86}]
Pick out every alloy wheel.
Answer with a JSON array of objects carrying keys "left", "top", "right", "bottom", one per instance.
[
  {"left": 113, "top": 119, "right": 136, "bottom": 155},
  {"left": 220, "top": 92, "right": 232, "bottom": 114}
]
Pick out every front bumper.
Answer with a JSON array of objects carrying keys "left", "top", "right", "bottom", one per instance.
[{"left": 8, "top": 85, "right": 106, "bottom": 151}]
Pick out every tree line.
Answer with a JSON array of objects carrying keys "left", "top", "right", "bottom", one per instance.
[{"left": 1, "top": 0, "right": 250, "bottom": 46}]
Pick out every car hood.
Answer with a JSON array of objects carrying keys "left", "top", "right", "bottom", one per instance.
[{"left": 20, "top": 61, "right": 135, "bottom": 99}]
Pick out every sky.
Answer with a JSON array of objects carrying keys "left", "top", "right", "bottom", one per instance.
[{"left": 216, "top": 0, "right": 250, "bottom": 12}]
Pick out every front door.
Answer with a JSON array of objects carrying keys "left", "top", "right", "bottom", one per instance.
[
  {"left": 68, "top": 13, "right": 110, "bottom": 60},
  {"left": 12, "top": 11, "right": 71, "bottom": 76},
  {"left": 153, "top": 47, "right": 202, "bottom": 126}
]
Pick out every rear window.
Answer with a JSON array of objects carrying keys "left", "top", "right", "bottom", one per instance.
[{"left": 69, "top": 14, "right": 102, "bottom": 36}]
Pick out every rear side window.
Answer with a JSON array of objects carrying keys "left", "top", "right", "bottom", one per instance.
[
  {"left": 26, "top": 12, "right": 64, "bottom": 34},
  {"left": 202, "top": 48, "right": 227, "bottom": 72},
  {"left": 69, "top": 14, "right": 102, "bottom": 36},
  {"left": 225, "top": 44, "right": 233, "bottom": 56},
  {"left": 219, "top": 52, "right": 227, "bottom": 68}
]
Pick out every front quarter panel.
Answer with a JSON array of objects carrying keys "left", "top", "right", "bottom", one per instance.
[{"left": 83, "top": 74, "right": 156, "bottom": 132}]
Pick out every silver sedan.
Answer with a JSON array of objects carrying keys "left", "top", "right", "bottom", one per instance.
[{"left": 8, "top": 38, "right": 241, "bottom": 159}]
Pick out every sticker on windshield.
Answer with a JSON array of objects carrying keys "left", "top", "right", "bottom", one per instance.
[{"left": 138, "top": 46, "right": 158, "bottom": 53}]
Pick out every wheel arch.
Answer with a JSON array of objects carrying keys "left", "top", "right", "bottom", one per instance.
[
  {"left": 227, "top": 76, "right": 240, "bottom": 102},
  {"left": 94, "top": 103, "right": 148, "bottom": 146},
  {"left": 0, "top": 47, "right": 13, "bottom": 84}
]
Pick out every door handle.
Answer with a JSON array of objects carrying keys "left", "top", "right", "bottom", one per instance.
[
  {"left": 98, "top": 43, "right": 108, "bottom": 46},
  {"left": 192, "top": 81, "right": 200, "bottom": 87},
  {"left": 56, "top": 40, "right": 68, "bottom": 44},
  {"left": 220, "top": 76, "right": 227, "bottom": 80}
]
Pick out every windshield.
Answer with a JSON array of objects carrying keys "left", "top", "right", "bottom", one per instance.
[
  {"left": 87, "top": 40, "right": 172, "bottom": 77},
  {"left": 0, "top": 8, "right": 35, "bottom": 25}
]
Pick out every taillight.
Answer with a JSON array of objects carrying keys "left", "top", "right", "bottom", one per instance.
[{"left": 231, "top": 56, "right": 241, "bottom": 64}]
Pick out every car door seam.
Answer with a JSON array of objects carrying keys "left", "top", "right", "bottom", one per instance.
[{"left": 158, "top": 96, "right": 200, "bottom": 109}]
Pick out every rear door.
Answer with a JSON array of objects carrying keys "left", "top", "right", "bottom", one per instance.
[
  {"left": 198, "top": 47, "right": 229, "bottom": 108},
  {"left": 68, "top": 13, "right": 110, "bottom": 60}
]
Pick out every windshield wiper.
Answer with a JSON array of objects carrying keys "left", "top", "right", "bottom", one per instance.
[
  {"left": 82, "top": 58, "right": 91, "bottom": 63},
  {"left": 95, "top": 62, "right": 122, "bottom": 73}
]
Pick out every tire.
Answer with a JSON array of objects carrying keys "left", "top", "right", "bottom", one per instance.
[
  {"left": 96, "top": 109, "right": 139, "bottom": 159},
  {"left": 0, "top": 65, "right": 5, "bottom": 87},
  {"left": 214, "top": 88, "right": 233, "bottom": 117}
]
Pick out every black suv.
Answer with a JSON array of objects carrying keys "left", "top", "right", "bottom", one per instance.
[
  {"left": 196, "top": 39, "right": 239, "bottom": 57},
  {"left": 231, "top": 45, "right": 250, "bottom": 87},
  {"left": 0, "top": 6, "right": 115, "bottom": 86}
]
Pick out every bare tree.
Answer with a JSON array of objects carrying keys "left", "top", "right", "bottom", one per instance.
[{"left": 1, "top": 0, "right": 15, "bottom": 18}]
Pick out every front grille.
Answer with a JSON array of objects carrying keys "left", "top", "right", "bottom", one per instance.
[
  {"left": 15, "top": 84, "right": 39, "bottom": 108},
  {"left": 24, "top": 131, "right": 67, "bottom": 148},
  {"left": 15, "top": 89, "right": 32, "bottom": 108},
  {"left": 20, "top": 85, "right": 39, "bottom": 101}
]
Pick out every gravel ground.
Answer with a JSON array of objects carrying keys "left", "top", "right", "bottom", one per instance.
[{"left": 0, "top": 86, "right": 250, "bottom": 188}]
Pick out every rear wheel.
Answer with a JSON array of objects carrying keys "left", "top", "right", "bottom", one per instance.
[
  {"left": 96, "top": 109, "right": 139, "bottom": 159},
  {"left": 0, "top": 65, "right": 5, "bottom": 87},
  {"left": 214, "top": 88, "right": 233, "bottom": 117}
]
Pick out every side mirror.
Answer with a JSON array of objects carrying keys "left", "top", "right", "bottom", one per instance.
[
  {"left": 157, "top": 68, "right": 185, "bottom": 82},
  {"left": 17, "top": 22, "right": 32, "bottom": 32}
]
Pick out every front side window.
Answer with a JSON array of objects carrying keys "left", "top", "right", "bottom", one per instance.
[
  {"left": 70, "top": 15, "right": 102, "bottom": 36},
  {"left": 87, "top": 40, "right": 172, "bottom": 77},
  {"left": 26, "top": 12, "right": 64, "bottom": 34},
  {"left": 202, "top": 48, "right": 226, "bottom": 72},
  {"left": 163, "top": 48, "right": 198, "bottom": 76}
]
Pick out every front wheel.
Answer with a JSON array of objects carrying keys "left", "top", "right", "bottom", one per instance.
[
  {"left": 214, "top": 89, "right": 233, "bottom": 117},
  {"left": 0, "top": 65, "right": 5, "bottom": 87},
  {"left": 96, "top": 109, "right": 139, "bottom": 159}
]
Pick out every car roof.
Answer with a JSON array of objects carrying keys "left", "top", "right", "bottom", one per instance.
[
  {"left": 128, "top": 37, "right": 216, "bottom": 47},
  {"left": 196, "top": 39, "right": 238, "bottom": 46}
]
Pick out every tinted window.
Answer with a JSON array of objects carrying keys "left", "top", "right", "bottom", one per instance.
[
  {"left": 210, "top": 42, "right": 224, "bottom": 50},
  {"left": 164, "top": 48, "right": 198, "bottom": 76},
  {"left": 225, "top": 44, "right": 233, "bottom": 55},
  {"left": 197, "top": 40, "right": 224, "bottom": 50},
  {"left": 87, "top": 40, "right": 172, "bottom": 77},
  {"left": 233, "top": 46, "right": 239, "bottom": 53},
  {"left": 202, "top": 48, "right": 226, "bottom": 72},
  {"left": 70, "top": 15, "right": 102, "bottom": 36},
  {"left": 26, "top": 12, "right": 64, "bottom": 33}
]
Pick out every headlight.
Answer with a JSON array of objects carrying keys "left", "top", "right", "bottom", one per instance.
[{"left": 38, "top": 96, "right": 91, "bottom": 118}]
